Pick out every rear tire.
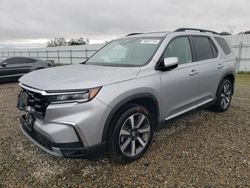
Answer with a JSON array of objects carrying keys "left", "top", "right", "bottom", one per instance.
[
  {"left": 211, "top": 79, "right": 233, "bottom": 112},
  {"left": 108, "top": 104, "right": 154, "bottom": 163}
]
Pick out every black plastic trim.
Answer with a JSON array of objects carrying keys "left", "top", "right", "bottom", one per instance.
[
  {"left": 60, "top": 142, "right": 107, "bottom": 158},
  {"left": 221, "top": 72, "right": 236, "bottom": 94}
]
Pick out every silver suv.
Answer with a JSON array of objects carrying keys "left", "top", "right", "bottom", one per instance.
[{"left": 17, "top": 28, "right": 237, "bottom": 163}]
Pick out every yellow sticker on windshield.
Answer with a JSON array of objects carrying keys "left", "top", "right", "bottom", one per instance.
[{"left": 140, "top": 40, "right": 160, "bottom": 44}]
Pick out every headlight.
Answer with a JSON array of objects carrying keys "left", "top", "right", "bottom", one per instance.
[{"left": 48, "top": 87, "right": 101, "bottom": 104}]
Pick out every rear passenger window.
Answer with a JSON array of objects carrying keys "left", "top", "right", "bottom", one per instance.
[
  {"left": 6, "top": 57, "right": 26, "bottom": 64},
  {"left": 215, "top": 37, "right": 231, "bottom": 55},
  {"left": 191, "top": 36, "right": 217, "bottom": 61},
  {"left": 26, "top": 58, "right": 36, "bottom": 63},
  {"left": 164, "top": 37, "right": 192, "bottom": 64}
]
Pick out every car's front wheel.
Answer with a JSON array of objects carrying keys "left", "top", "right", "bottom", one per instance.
[{"left": 108, "top": 105, "right": 154, "bottom": 163}]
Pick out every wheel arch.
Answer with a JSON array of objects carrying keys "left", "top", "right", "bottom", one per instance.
[
  {"left": 101, "top": 93, "right": 160, "bottom": 143},
  {"left": 221, "top": 71, "right": 235, "bottom": 94}
]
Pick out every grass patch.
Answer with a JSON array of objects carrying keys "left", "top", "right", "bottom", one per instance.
[
  {"left": 236, "top": 73, "right": 250, "bottom": 86},
  {"left": 237, "top": 71, "right": 250, "bottom": 74}
]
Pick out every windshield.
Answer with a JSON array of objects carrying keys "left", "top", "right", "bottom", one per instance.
[{"left": 86, "top": 37, "right": 162, "bottom": 66}]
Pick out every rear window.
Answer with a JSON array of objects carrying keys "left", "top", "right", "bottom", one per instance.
[
  {"left": 215, "top": 37, "right": 231, "bottom": 55},
  {"left": 191, "top": 36, "right": 218, "bottom": 61}
]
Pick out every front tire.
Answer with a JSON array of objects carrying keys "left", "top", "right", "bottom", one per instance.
[
  {"left": 211, "top": 79, "right": 233, "bottom": 112},
  {"left": 108, "top": 105, "right": 154, "bottom": 163}
]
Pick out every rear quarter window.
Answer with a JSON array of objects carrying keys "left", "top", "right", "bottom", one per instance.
[{"left": 215, "top": 37, "right": 231, "bottom": 55}]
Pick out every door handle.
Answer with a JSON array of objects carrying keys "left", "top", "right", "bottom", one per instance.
[
  {"left": 189, "top": 69, "right": 198, "bottom": 76},
  {"left": 217, "top": 64, "right": 224, "bottom": 69}
]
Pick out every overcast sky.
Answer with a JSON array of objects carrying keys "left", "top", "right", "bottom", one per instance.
[{"left": 0, "top": 0, "right": 249, "bottom": 48}]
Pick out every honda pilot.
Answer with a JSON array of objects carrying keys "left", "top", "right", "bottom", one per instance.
[{"left": 17, "top": 28, "right": 237, "bottom": 163}]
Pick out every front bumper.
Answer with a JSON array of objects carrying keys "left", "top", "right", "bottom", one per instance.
[
  {"left": 18, "top": 84, "right": 111, "bottom": 158},
  {"left": 20, "top": 115, "right": 106, "bottom": 158}
]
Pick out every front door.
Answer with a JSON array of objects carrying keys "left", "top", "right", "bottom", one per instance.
[{"left": 160, "top": 36, "right": 200, "bottom": 120}]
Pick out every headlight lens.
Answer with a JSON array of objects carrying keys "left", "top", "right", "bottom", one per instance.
[{"left": 48, "top": 87, "right": 101, "bottom": 103}]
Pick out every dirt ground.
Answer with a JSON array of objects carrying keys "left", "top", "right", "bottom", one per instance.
[{"left": 0, "top": 75, "right": 249, "bottom": 187}]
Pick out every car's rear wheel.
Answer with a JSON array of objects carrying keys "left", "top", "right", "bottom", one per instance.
[
  {"left": 108, "top": 105, "right": 154, "bottom": 163},
  {"left": 211, "top": 79, "right": 233, "bottom": 112}
]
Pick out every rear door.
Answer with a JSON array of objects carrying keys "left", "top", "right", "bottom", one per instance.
[{"left": 190, "top": 36, "right": 221, "bottom": 104}]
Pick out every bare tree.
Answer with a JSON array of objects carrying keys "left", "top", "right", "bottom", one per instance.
[
  {"left": 243, "top": 30, "right": 250, "bottom": 34},
  {"left": 47, "top": 37, "right": 90, "bottom": 47},
  {"left": 219, "top": 31, "right": 232, "bottom": 36},
  {"left": 67, "top": 38, "right": 89, "bottom": 46},
  {"left": 47, "top": 37, "right": 67, "bottom": 47}
]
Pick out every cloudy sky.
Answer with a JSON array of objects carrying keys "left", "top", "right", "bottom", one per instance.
[{"left": 0, "top": 0, "right": 249, "bottom": 48}]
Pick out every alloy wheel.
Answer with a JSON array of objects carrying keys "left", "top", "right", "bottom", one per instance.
[
  {"left": 118, "top": 113, "right": 151, "bottom": 157},
  {"left": 220, "top": 82, "right": 232, "bottom": 109}
]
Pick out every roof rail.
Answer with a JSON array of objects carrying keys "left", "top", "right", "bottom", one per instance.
[
  {"left": 126, "top": 33, "right": 144, "bottom": 36},
  {"left": 175, "top": 28, "right": 219, "bottom": 35}
]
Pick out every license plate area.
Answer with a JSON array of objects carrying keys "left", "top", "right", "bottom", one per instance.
[{"left": 17, "top": 91, "right": 28, "bottom": 111}]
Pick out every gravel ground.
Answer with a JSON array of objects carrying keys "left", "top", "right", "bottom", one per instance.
[{"left": 0, "top": 76, "right": 250, "bottom": 187}]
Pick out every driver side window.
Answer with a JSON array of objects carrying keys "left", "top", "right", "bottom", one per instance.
[{"left": 164, "top": 37, "right": 192, "bottom": 64}]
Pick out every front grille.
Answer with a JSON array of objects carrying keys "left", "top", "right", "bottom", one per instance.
[{"left": 22, "top": 88, "right": 50, "bottom": 118}]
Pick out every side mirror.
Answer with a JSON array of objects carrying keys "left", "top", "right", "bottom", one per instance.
[
  {"left": 164, "top": 57, "right": 178, "bottom": 68},
  {"left": 157, "top": 57, "right": 178, "bottom": 71},
  {"left": 1, "top": 62, "right": 7, "bottom": 67}
]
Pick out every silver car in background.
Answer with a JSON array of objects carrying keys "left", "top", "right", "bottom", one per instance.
[{"left": 17, "top": 28, "right": 237, "bottom": 163}]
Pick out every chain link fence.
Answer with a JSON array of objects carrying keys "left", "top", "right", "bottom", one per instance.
[
  {"left": 226, "top": 35, "right": 250, "bottom": 72},
  {"left": 230, "top": 43, "right": 250, "bottom": 72},
  {"left": 0, "top": 44, "right": 104, "bottom": 65}
]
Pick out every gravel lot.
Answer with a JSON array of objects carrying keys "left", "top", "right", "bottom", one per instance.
[{"left": 0, "top": 75, "right": 250, "bottom": 187}]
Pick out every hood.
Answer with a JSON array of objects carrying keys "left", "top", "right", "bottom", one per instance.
[{"left": 19, "top": 64, "right": 140, "bottom": 91}]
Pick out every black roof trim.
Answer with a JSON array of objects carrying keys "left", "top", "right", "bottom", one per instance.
[{"left": 175, "top": 28, "right": 220, "bottom": 35}]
